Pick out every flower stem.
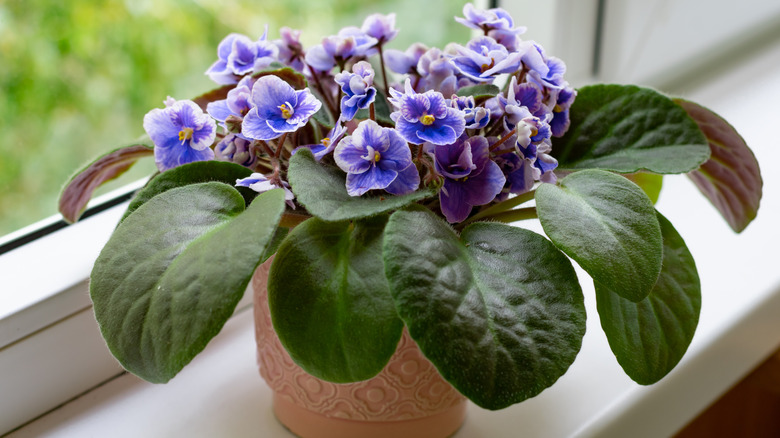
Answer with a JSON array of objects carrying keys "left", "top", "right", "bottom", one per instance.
[
  {"left": 486, "top": 207, "right": 538, "bottom": 224},
  {"left": 369, "top": 102, "right": 376, "bottom": 121},
  {"left": 461, "top": 190, "right": 536, "bottom": 225},
  {"left": 275, "top": 133, "right": 288, "bottom": 159},
  {"left": 490, "top": 128, "right": 516, "bottom": 152},
  {"left": 377, "top": 43, "right": 391, "bottom": 103},
  {"left": 306, "top": 62, "right": 338, "bottom": 122}
]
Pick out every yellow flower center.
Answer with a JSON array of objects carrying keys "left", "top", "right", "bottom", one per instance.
[
  {"left": 554, "top": 104, "right": 563, "bottom": 113},
  {"left": 178, "top": 127, "right": 194, "bottom": 143},
  {"left": 374, "top": 151, "right": 382, "bottom": 162},
  {"left": 421, "top": 114, "right": 435, "bottom": 126},
  {"left": 279, "top": 103, "right": 294, "bottom": 119},
  {"left": 322, "top": 137, "right": 331, "bottom": 147},
  {"left": 531, "top": 126, "right": 538, "bottom": 137}
]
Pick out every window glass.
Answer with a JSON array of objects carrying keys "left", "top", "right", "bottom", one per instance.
[{"left": 0, "top": 0, "right": 468, "bottom": 237}]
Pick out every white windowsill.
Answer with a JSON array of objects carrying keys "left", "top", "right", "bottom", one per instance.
[{"left": 4, "top": 28, "right": 780, "bottom": 438}]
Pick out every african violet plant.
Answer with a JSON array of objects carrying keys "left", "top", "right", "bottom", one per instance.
[{"left": 60, "top": 3, "right": 762, "bottom": 410}]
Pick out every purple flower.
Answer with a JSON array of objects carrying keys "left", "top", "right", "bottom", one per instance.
[
  {"left": 433, "top": 136, "right": 505, "bottom": 223},
  {"left": 334, "top": 120, "right": 419, "bottom": 196},
  {"left": 416, "top": 47, "right": 459, "bottom": 96},
  {"left": 549, "top": 85, "right": 577, "bottom": 137},
  {"left": 207, "top": 76, "right": 255, "bottom": 134},
  {"left": 451, "top": 96, "right": 490, "bottom": 130},
  {"left": 205, "top": 31, "right": 279, "bottom": 85},
  {"left": 274, "top": 27, "right": 306, "bottom": 72},
  {"left": 388, "top": 79, "right": 465, "bottom": 145},
  {"left": 450, "top": 36, "right": 523, "bottom": 82},
  {"left": 236, "top": 173, "right": 296, "bottom": 209},
  {"left": 521, "top": 42, "right": 567, "bottom": 90},
  {"left": 296, "top": 124, "right": 346, "bottom": 161},
  {"left": 305, "top": 27, "right": 377, "bottom": 72},
  {"left": 384, "top": 43, "right": 428, "bottom": 75},
  {"left": 334, "top": 61, "right": 377, "bottom": 122},
  {"left": 361, "top": 13, "right": 398, "bottom": 44},
  {"left": 455, "top": 3, "right": 526, "bottom": 51},
  {"left": 242, "top": 75, "right": 322, "bottom": 141},
  {"left": 215, "top": 134, "right": 256, "bottom": 168},
  {"left": 143, "top": 98, "right": 216, "bottom": 172}
]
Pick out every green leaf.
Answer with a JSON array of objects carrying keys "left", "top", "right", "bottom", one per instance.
[
  {"left": 120, "top": 160, "right": 255, "bottom": 223},
  {"left": 355, "top": 89, "right": 394, "bottom": 125},
  {"left": 456, "top": 84, "right": 501, "bottom": 103},
  {"left": 91, "top": 183, "right": 286, "bottom": 383},
  {"left": 59, "top": 139, "right": 154, "bottom": 223},
  {"left": 287, "top": 149, "right": 436, "bottom": 221},
  {"left": 623, "top": 172, "right": 663, "bottom": 204},
  {"left": 674, "top": 98, "right": 762, "bottom": 233},
  {"left": 536, "top": 169, "right": 662, "bottom": 302},
  {"left": 553, "top": 84, "right": 710, "bottom": 174},
  {"left": 268, "top": 215, "right": 403, "bottom": 383},
  {"left": 383, "top": 209, "right": 586, "bottom": 410},
  {"left": 596, "top": 212, "right": 700, "bottom": 384}
]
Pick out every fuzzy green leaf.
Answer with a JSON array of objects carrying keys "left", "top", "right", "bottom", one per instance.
[
  {"left": 456, "top": 84, "right": 501, "bottom": 103},
  {"left": 287, "top": 149, "right": 435, "bottom": 221},
  {"left": 268, "top": 215, "right": 403, "bottom": 383},
  {"left": 554, "top": 84, "right": 710, "bottom": 174},
  {"left": 91, "top": 183, "right": 285, "bottom": 383},
  {"left": 536, "top": 169, "right": 662, "bottom": 302},
  {"left": 121, "top": 160, "right": 255, "bottom": 223},
  {"left": 596, "top": 212, "right": 700, "bottom": 384},
  {"left": 383, "top": 209, "right": 585, "bottom": 410}
]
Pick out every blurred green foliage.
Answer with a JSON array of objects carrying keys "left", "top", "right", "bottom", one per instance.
[{"left": 0, "top": 0, "right": 467, "bottom": 237}]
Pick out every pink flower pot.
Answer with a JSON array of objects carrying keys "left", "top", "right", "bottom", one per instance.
[{"left": 252, "top": 258, "right": 467, "bottom": 438}]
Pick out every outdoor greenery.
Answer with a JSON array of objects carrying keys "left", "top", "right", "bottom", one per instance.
[{"left": 0, "top": 0, "right": 467, "bottom": 237}]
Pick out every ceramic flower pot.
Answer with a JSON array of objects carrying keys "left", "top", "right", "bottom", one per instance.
[{"left": 252, "top": 258, "right": 467, "bottom": 438}]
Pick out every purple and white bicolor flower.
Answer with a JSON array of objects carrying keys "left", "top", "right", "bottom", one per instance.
[
  {"left": 455, "top": 3, "right": 527, "bottom": 36},
  {"left": 295, "top": 124, "right": 347, "bottom": 161},
  {"left": 388, "top": 79, "right": 466, "bottom": 145},
  {"left": 549, "top": 85, "right": 577, "bottom": 137},
  {"left": 242, "top": 75, "right": 322, "bottom": 141},
  {"left": 236, "top": 173, "right": 296, "bottom": 209},
  {"left": 274, "top": 27, "right": 306, "bottom": 72},
  {"left": 361, "top": 13, "right": 398, "bottom": 44},
  {"left": 334, "top": 61, "right": 377, "bottom": 122},
  {"left": 207, "top": 75, "right": 255, "bottom": 135},
  {"left": 143, "top": 98, "right": 216, "bottom": 172},
  {"left": 521, "top": 42, "right": 567, "bottom": 90},
  {"left": 334, "top": 120, "right": 419, "bottom": 196},
  {"left": 214, "top": 134, "right": 256, "bottom": 168},
  {"left": 305, "top": 27, "right": 378, "bottom": 72},
  {"left": 433, "top": 136, "right": 505, "bottom": 223},
  {"left": 450, "top": 36, "right": 523, "bottom": 83},
  {"left": 451, "top": 95, "right": 490, "bottom": 130},
  {"left": 205, "top": 30, "right": 279, "bottom": 85},
  {"left": 455, "top": 3, "right": 526, "bottom": 51},
  {"left": 384, "top": 43, "right": 428, "bottom": 75},
  {"left": 416, "top": 47, "right": 460, "bottom": 96}
]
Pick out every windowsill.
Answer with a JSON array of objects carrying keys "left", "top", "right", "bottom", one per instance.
[{"left": 5, "top": 32, "right": 780, "bottom": 438}]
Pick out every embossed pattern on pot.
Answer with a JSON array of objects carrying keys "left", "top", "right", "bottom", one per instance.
[{"left": 252, "top": 257, "right": 466, "bottom": 428}]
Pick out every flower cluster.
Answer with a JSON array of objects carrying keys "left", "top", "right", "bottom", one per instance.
[{"left": 142, "top": 3, "right": 576, "bottom": 223}]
